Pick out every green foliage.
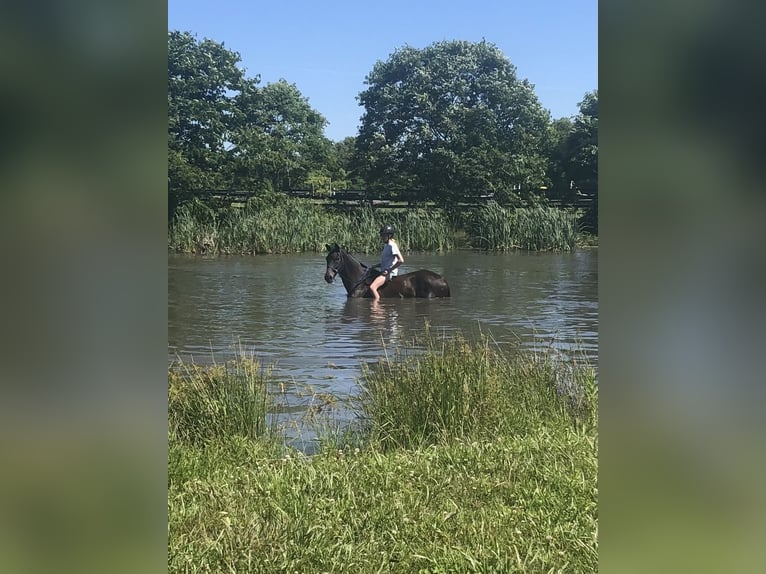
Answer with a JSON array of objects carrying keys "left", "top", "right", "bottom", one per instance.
[
  {"left": 546, "top": 90, "right": 598, "bottom": 232},
  {"left": 167, "top": 31, "right": 249, "bottom": 184},
  {"left": 168, "top": 434, "right": 597, "bottom": 573},
  {"left": 167, "top": 336, "right": 598, "bottom": 573},
  {"left": 168, "top": 198, "right": 220, "bottom": 253},
  {"left": 168, "top": 31, "right": 335, "bottom": 196},
  {"left": 168, "top": 355, "right": 273, "bottom": 445},
  {"left": 564, "top": 90, "right": 598, "bottom": 196},
  {"left": 229, "top": 79, "right": 331, "bottom": 191},
  {"left": 465, "top": 202, "right": 581, "bottom": 251},
  {"left": 168, "top": 193, "right": 588, "bottom": 254},
  {"left": 168, "top": 194, "right": 460, "bottom": 254},
  {"left": 361, "top": 328, "right": 596, "bottom": 449},
  {"left": 357, "top": 40, "right": 551, "bottom": 205},
  {"left": 167, "top": 31, "right": 597, "bottom": 234}
]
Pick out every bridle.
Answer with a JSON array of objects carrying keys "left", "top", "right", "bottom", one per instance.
[
  {"left": 326, "top": 248, "right": 370, "bottom": 294},
  {"left": 326, "top": 248, "right": 347, "bottom": 280}
]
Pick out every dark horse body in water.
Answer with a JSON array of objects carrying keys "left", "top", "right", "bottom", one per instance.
[{"left": 324, "top": 243, "right": 450, "bottom": 298}]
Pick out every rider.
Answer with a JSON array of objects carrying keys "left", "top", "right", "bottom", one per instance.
[{"left": 369, "top": 224, "right": 403, "bottom": 301}]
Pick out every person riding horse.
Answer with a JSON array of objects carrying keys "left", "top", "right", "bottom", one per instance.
[{"left": 324, "top": 243, "right": 450, "bottom": 299}]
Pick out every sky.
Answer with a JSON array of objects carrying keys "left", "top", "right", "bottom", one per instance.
[{"left": 168, "top": 0, "right": 597, "bottom": 142}]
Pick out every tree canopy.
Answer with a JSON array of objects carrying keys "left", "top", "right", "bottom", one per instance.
[
  {"left": 565, "top": 90, "right": 598, "bottom": 196},
  {"left": 168, "top": 30, "right": 251, "bottom": 207},
  {"left": 356, "top": 40, "right": 552, "bottom": 205},
  {"left": 167, "top": 31, "right": 336, "bottom": 212},
  {"left": 168, "top": 31, "right": 597, "bottom": 223},
  {"left": 229, "top": 79, "right": 330, "bottom": 192}
]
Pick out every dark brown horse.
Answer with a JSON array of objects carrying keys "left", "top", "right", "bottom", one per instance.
[{"left": 324, "top": 243, "right": 450, "bottom": 298}]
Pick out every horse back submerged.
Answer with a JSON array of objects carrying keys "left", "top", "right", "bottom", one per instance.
[{"left": 379, "top": 269, "right": 451, "bottom": 298}]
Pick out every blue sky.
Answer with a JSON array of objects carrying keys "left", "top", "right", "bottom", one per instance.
[{"left": 168, "top": 0, "right": 597, "bottom": 142}]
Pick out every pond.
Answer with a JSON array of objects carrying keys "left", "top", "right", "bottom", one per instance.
[{"left": 169, "top": 249, "right": 597, "bottom": 447}]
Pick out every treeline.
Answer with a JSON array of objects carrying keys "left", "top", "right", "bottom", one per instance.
[{"left": 169, "top": 31, "right": 598, "bottom": 232}]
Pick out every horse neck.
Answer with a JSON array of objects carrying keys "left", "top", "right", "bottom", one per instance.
[{"left": 338, "top": 251, "right": 367, "bottom": 294}]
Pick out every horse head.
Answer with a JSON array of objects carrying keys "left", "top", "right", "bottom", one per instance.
[{"left": 324, "top": 243, "right": 342, "bottom": 283}]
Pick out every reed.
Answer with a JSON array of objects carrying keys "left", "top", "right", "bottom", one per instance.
[
  {"left": 328, "top": 207, "right": 456, "bottom": 253},
  {"left": 168, "top": 355, "right": 273, "bottom": 445},
  {"left": 168, "top": 198, "right": 221, "bottom": 253},
  {"left": 168, "top": 194, "right": 584, "bottom": 254},
  {"left": 465, "top": 202, "right": 581, "bottom": 251},
  {"left": 361, "top": 327, "right": 596, "bottom": 449}
]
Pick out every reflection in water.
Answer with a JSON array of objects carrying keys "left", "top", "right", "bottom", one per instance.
[
  {"left": 169, "top": 250, "right": 598, "bottom": 446},
  {"left": 367, "top": 299, "right": 402, "bottom": 347}
]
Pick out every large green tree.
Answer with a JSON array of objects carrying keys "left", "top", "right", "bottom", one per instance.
[
  {"left": 229, "top": 80, "right": 330, "bottom": 192},
  {"left": 356, "top": 40, "right": 551, "bottom": 205},
  {"left": 548, "top": 90, "right": 597, "bottom": 231},
  {"left": 168, "top": 31, "right": 252, "bottom": 212},
  {"left": 565, "top": 90, "right": 598, "bottom": 197},
  {"left": 169, "top": 31, "right": 333, "bottom": 212}
]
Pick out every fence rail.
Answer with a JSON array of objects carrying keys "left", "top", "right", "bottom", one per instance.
[{"left": 180, "top": 188, "right": 596, "bottom": 209}]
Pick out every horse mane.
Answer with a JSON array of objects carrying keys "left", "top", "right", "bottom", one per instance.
[{"left": 332, "top": 244, "right": 369, "bottom": 269}]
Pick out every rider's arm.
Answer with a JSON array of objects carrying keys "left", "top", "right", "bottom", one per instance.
[{"left": 384, "top": 253, "right": 403, "bottom": 275}]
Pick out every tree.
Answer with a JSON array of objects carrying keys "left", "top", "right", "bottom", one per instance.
[
  {"left": 551, "top": 90, "right": 598, "bottom": 232},
  {"left": 329, "top": 137, "right": 362, "bottom": 189},
  {"left": 168, "top": 31, "right": 252, "bottom": 212},
  {"left": 566, "top": 91, "right": 598, "bottom": 197},
  {"left": 229, "top": 79, "right": 330, "bottom": 191},
  {"left": 545, "top": 117, "right": 575, "bottom": 201},
  {"left": 168, "top": 31, "right": 335, "bottom": 210},
  {"left": 356, "top": 40, "right": 551, "bottom": 205}
]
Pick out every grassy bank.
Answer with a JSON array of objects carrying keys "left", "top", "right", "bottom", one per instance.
[
  {"left": 168, "top": 331, "right": 598, "bottom": 572},
  {"left": 168, "top": 193, "right": 585, "bottom": 254}
]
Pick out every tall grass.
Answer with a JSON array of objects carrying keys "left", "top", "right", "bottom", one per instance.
[
  {"left": 465, "top": 201, "right": 581, "bottom": 251},
  {"left": 168, "top": 432, "right": 597, "bottom": 573},
  {"left": 168, "top": 198, "right": 220, "bottom": 253},
  {"left": 361, "top": 327, "right": 597, "bottom": 449},
  {"left": 168, "top": 355, "right": 273, "bottom": 445},
  {"left": 169, "top": 193, "right": 585, "bottom": 254},
  {"left": 327, "top": 206, "right": 456, "bottom": 253},
  {"left": 168, "top": 195, "right": 457, "bottom": 254},
  {"left": 167, "top": 333, "right": 597, "bottom": 573}
]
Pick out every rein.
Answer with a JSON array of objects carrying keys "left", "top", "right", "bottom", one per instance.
[{"left": 331, "top": 249, "right": 371, "bottom": 294}]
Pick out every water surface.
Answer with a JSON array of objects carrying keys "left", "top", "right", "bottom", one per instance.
[{"left": 169, "top": 249, "right": 597, "bottom": 444}]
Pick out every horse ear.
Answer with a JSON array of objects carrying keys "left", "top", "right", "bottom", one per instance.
[
  {"left": 334, "top": 243, "right": 340, "bottom": 250},
  {"left": 325, "top": 244, "right": 331, "bottom": 252}
]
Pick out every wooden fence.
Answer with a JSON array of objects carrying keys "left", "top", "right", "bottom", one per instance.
[{"left": 182, "top": 188, "right": 596, "bottom": 210}]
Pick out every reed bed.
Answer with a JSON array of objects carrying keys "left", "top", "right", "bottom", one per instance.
[
  {"left": 465, "top": 202, "right": 581, "bottom": 251},
  {"left": 168, "top": 355, "right": 273, "bottom": 445},
  {"left": 326, "top": 206, "right": 457, "bottom": 253},
  {"left": 168, "top": 198, "right": 220, "bottom": 254},
  {"left": 360, "top": 327, "right": 596, "bottom": 449},
  {"left": 168, "top": 330, "right": 597, "bottom": 573},
  {"left": 168, "top": 194, "right": 585, "bottom": 254}
]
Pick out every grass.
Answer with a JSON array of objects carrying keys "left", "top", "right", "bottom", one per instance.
[
  {"left": 168, "top": 193, "right": 587, "bottom": 254},
  {"left": 464, "top": 202, "right": 582, "bottom": 251},
  {"left": 168, "top": 354, "right": 273, "bottom": 445},
  {"left": 168, "top": 434, "right": 596, "bottom": 573},
  {"left": 360, "top": 327, "right": 596, "bottom": 450},
  {"left": 167, "top": 329, "right": 598, "bottom": 573}
]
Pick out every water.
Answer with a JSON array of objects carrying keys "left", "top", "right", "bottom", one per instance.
[{"left": 169, "top": 249, "right": 597, "bottom": 444}]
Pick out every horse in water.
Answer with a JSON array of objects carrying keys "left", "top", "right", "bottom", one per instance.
[{"left": 324, "top": 243, "right": 450, "bottom": 298}]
